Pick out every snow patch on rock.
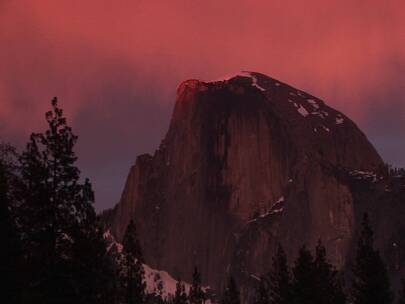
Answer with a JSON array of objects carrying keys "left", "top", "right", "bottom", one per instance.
[
  {"left": 320, "top": 125, "right": 330, "bottom": 132},
  {"left": 307, "top": 99, "right": 320, "bottom": 110},
  {"left": 349, "top": 170, "right": 378, "bottom": 183},
  {"left": 297, "top": 105, "right": 309, "bottom": 117},
  {"left": 336, "top": 116, "right": 345, "bottom": 125}
]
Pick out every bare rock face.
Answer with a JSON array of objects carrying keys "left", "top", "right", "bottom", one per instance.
[{"left": 105, "top": 72, "right": 387, "bottom": 300}]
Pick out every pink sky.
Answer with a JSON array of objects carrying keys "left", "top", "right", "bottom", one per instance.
[{"left": 1, "top": 0, "right": 404, "bottom": 210}]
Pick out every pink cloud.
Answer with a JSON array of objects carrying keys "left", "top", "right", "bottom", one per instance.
[{"left": 1, "top": 0, "right": 404, "bottom": 209}]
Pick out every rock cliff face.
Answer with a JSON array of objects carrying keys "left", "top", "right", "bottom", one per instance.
[{"left": 104, "top": 72, "right": 404, "bottom": 300}]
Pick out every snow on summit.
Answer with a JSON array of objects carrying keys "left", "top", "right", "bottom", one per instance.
[
  {"left": 210, "top": 71, "right": 266, "bottom": 91},
  {"left": 208, "top": 71, "right": 347, "bottom": 134}
]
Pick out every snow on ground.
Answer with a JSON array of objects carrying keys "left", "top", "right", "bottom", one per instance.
[
  {"left": 104, "top": 230, "right": 212, "bottom": 301},
  {"left": 144, "top": 265, "right": 213, "bottom": 302},
  {"left": 104, "top": 230, "right": 123, "bottom": 253},
  {"left": 104, "top": 230, "right": 181, "bottom": 298},
  {"left": 143, "top": 263, "right": 191, "bottom": 298}
]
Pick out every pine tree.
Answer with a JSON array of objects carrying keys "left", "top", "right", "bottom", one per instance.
[
  {"left": 351, "top": 213, "right": 393, "bottom": 304},
  {"left": 70, "top": 220, "right": 118, "bottom": 304},
  {"left": 254, "top": 276, "right": 269, "bottom": 304},
  {"left": 314, "top": 240, "right": 346, "bottom": 304},
  {"left": 267, "top": 244, "right": 291, "bottom": 304},
  {"left": 291, "top": 245, "right": 317, "bottom": 304},
  {"left": 16, "top": 98, "right": 115, "bottom": 303},
  {"left": 122, "top": 219, "right": 146, "bottom": 304},
  {"left": 17, "top": 126, "right": 59, "bottom": 303},
  {"left": 173, "top": 279, "right": 188, "bottom": 304},
  {"left": 189, "top": 267, "right": 205, "bottom": 304},
  {"left": 291, "top": 242, "right": 346, "bottom": 304},
  {"left": 221, "top": 276, "right": 240, "bottom": 304},
  {"left": 0, "top": 145, "right": 23, "bottom": 304}
]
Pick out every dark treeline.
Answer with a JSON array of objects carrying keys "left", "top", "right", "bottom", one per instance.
[
  {"left": 0, "top": 99, "right": 212, "bottom": 304},
  {"left": 252, "top": 214, "right": 393, "bottom": 304},
  {"left": 1, "top": 99, "right": 117, "bottom": 303},
  {"left": 378, "top": 163, "right": 405, "bottom": 179},
  {"left": 1, "top": 99, "right": 404, "bottom": 304}
]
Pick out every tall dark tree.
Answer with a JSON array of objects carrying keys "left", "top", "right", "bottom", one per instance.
[
  {"left": 291, "top": 245, "right": 317, "bottom": 304},
  {"left": 351, "top": 213, "right": 393, "bottom": 304},
  {"left": 0, "top": 144, "right": 23, "bottom": 303},
  {"left": 267, "top": 244, "right": 291, "bottom": 304},
  {"left": 314, "top": 240, "right": 346, "bottom": 304},
  {"left": 189, "top": 267, "right": 205, "bottom": 304},
  {"left": 221, "top": 276, "right": 240, "bottom": 304},
  {"left": 173, "top": 279, "right": 188, "bottom": 304},
  {"left": 70, "top": 220, "right": 118, "bottom": 304},
  {"left": 122, "top": 219, "right": 146, "bottom": 304},
  {"left": 16, "top": 98, "right": 114, "bottom": 303},
  {"left": 291, "top": 242, "right": 346, "bottom": 304}
]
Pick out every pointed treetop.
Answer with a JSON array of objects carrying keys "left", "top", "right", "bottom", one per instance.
[
  {"left": 351, "top": 213, "right": 393, "bottom": 304},
  {"left": 123, "top": 219, "right": 144, "bottom": 263},
  {"left": 221, "top": 276, "right": 240, "bottom": 304},
  {"left": 315, "top": 239, "right": 327, "bottom": 264}
]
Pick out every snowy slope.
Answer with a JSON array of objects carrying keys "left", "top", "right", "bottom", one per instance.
[{"left": 104, "top": 230, "right": 204, "bottom": 300}]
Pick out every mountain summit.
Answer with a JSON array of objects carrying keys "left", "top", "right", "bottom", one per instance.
[{"left": 103, "top": 72, "right": 403, "bottom": 301}]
